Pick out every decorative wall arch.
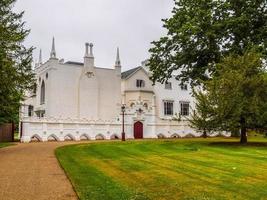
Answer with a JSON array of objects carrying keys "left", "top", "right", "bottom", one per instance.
[
  {"left": 95, "top": 134, "right": 105, "bottom": 140},
  {"left": 110, "top": 134, "right": 120, "bottom": 140},
  {"left": 157, "top": 133, "right": 166, "bottom": 139},
  {"left": 64, "top": 134, "right": 75, "bottom": 141},
  {"left": 47, "top": 134, "right": 59, "bottom": 142},
  {"left": 30, "top": 134, "right": 42, "bottom": 142},
  {"left": 170, "top": 133, "right": 181, "bottom": 139},
  {"left": 80, "top": 134, "right": 90, "bottom": 140},
  {"left": 184, "top": 133, "right": 195, "bottom": 138}
]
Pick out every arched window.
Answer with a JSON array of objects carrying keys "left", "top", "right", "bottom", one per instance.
[
  {"left": 33, "top": 83, "right": 37, "bottom": 96},
  {"left": 28, "top": 105, "right": 34, "bottom": 117},
  {"left": 143, "top": 103, "right": 148, "bottom": 109},
  {"left": 40, "top": 81, "right": 45, "bottom": 104}
]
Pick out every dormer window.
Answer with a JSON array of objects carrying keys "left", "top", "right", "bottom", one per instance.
[
  {"left": 136, "top": 79, "right": 145, "bottom": 88},
  {"left": 181, "top": 83, "right": 188, "bottom": 90},
  {"left": 165, "top": 82, "right": 172, "bottom": 90}
]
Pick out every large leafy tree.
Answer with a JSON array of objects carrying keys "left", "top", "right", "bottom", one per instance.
[
  {"left": 189, "top": 90, "right": 218, "bottom": 138},
  {"left": 148, "top": 0, "right": 267, "bottom": 85},
  {"left": 0, "top": 0, "right": 34, "bottom": 124},
  {"left": 190, "top": 51, "right": 267, "bottom": 143}
]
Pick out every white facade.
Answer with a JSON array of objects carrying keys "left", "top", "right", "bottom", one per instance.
[{"left": 20, "top": 39, "right": 228, "bottom": 143}]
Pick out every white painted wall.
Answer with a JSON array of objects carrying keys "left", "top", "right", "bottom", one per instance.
[
  {"left": 21, "top": 116, "right": 221, "bottom": 143},
  {"left": 26, "top": 54, "right": 121, "bottom": 120}
]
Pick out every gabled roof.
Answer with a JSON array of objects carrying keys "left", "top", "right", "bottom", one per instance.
[{"left": 121, "top": 66, "right": 142, "bottom": 79}]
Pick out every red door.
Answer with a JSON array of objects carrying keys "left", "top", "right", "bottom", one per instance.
[{"left": 134, "top": 121, "right": 143, "bottom": 139}]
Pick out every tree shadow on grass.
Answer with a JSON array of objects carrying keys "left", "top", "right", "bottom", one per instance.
[{"left": 208, "top": 142, "right": 267, "bottom": 147}]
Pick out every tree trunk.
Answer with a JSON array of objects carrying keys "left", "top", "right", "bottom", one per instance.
[
  {"left": 203, "top": 129, "right": 207, "bottom": 138},
  {"left": 240, "top": 117, "right": 247, "bottom": 144}
]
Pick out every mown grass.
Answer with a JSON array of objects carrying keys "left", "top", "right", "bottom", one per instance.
[
  {"left": 0, "top": 143, "right": 12, "bottom": 148},
  {"left": 56, "top": 137, "right": 267, "bottom": 200}
]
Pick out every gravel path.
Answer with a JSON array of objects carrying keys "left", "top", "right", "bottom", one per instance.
[{"left": 0, "top": 142, "right": 81, "bottom": 200}]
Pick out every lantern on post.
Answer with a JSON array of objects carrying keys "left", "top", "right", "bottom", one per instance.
[{"left": 121, "top": 104, "right": 126, "bottom": 141}]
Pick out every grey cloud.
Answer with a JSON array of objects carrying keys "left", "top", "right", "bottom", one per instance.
[{"left": 15, "top": 0, "right": 174, "bottom": 70}]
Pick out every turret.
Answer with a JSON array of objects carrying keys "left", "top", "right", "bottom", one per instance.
[
  {"left": 38, "top": 49, "right": 42, "bottom": 65},
  {"left": 114, "top": 47, "right": 121, "bottom": 75}
]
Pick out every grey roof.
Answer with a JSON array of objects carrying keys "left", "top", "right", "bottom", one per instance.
[
  {"left": 65, "top": 61, "right": 83, "bottom": 66},
  {"left": 121, "top": 66, "right": 141, "bottom": 79},
  {"left": 65, "top": 61, "right": 143, "bottom": 79}
]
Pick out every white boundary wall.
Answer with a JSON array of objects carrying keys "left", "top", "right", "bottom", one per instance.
[{"left": 20, "top": 117, "right": 230, "bottom": 143}]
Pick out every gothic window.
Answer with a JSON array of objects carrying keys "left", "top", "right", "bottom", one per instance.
[
  {"left": 180, "top": 102, "right": 190, "bottom": 116},
  {"left": 143, "top": 103, "right": 148, "bottom": 109},
  {"left": 165, "top": 82, "right": 172, "bottom": 90},
  {"left": 28, "top": 105, "right": 34, "bottom": 117},
  {"left": 164, "top": 101, "right": 173, "bottom": 116},
  {"left": 136, "top": 79, "right": 145, "bottom": 88},
  {"left": 40, "top": 81, "right": 45, "bottom": 105},
  {"left": 33, "top": 83, "right": 37, "bottom": 96},
  {"left": 46, "top": 72, "right": 48, "bottom": 79}
]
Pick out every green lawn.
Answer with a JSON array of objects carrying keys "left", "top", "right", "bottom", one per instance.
[
  {"left": 56, "top": 137, "right": 267, "bottom": 200},
  {"left": 0, "top": 143, "right": 12, "bottom": 148}
]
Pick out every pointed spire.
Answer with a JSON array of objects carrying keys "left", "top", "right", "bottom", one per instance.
[
  {"left": 50, "top": 37, "right": 57, "bottom": 59},
  {"left": 38, "top": 49, "right": 42, "bottom": 65},
  {"left": 115, "top": 47, "right": 121, "bottom": 67}
]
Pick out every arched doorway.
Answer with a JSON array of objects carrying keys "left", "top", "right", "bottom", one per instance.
[{"left": 134, "top": 121, "right": 143, "bottom": 139}]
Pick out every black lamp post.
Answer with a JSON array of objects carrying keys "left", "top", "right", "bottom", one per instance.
[{"left": 121, "top": 104, "right": 126, "bottom": 141}]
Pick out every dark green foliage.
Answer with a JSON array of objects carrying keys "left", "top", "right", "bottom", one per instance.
[
  {"left": 0, "top": 0, "right": 34, "bottom": 124},
  {"left": 148, "top": 0, "right": 267, "bottom": 85},
  {"left": 190, "top": 50, "right": 267, "bottom": 143}
]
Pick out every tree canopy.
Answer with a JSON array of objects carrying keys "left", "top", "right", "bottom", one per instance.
[
  {"left": 148, "top": 0, "right": 267, "bottom": 85},
  {"left": 0, "top": 0, "right": 34, "bottom": 124},
  {"left": 190, "top": 50, "right": 267, "bottom": 143}
]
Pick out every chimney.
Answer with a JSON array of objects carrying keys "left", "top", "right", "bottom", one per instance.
[{"left": 84, "top": 43, "right": 94, "bottom": 69}]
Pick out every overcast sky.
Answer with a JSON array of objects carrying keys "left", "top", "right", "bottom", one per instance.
[{"left": 14, "top": 0, "right": 174, "bottom": 71}]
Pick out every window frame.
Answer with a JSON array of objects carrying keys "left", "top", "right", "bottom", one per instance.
[
  {"left": 163, "top": 101, "right": 174, "bottom": 116},
  {"left": 40, "top": 80, "right": 45, "bottom": 105},
  {"left": 165, "top": 82, "right": 172, "bottom": 90},
  {"left": 28, "top": 105, "right": 34, "bottom": 117},
  {"left": 180, "top": 101, "right": 190, "bottom": 116},
  {"left": 181, "top": 83, "right": 188, "bottom": 91},
  {"left": 136, "top": 79, "right": 145, "bottom": 88}
]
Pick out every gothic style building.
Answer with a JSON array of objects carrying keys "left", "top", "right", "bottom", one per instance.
[{"left": 20, "top": 38, "right": 215, "bottom": 143}]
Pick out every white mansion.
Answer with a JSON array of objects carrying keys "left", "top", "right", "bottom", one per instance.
[{"left": 20, "top": 38, "right": 201, "bottom": 142}]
